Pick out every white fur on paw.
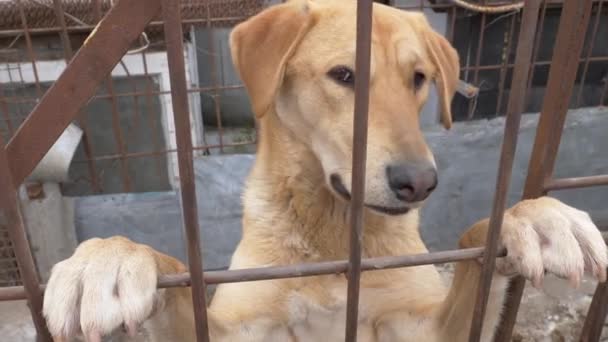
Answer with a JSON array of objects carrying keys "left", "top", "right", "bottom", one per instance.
[
  {"left": 43, "top": 237, "right": 161, "bottom": 341},
  {"left": 498, "top": 197, "right": 608, "bottom": 288}
]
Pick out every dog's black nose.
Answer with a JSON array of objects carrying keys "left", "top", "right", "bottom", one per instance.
[{"left": 387, "top": 163, "right": 438, "bottom": 202}]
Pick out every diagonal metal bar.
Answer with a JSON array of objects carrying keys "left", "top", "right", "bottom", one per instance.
[
  {"left": 160, "top": 0, "right": 210, "bottom": 341},
  {"left": 6, "top": 0, "right": 161, "bottom": 186},
  {"left": 495, "top": 1, "right": 595, "bottom": 341},
  {"left": 580, "top": 281, "right": 608, "bottom": 342},
  {"left": 344, "top": 0, "right": 374, "bottom": 341},
  {"left": 0, "top": 136, "right": 52, "bottom": 342},
  {"left": 467, "top": 1, "right": 543, "bottom": 341}
]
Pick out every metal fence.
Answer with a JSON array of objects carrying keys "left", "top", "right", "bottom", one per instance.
[
  {"left": 0, "top": 0, "right": 605, "bottom": 197},
  {"left": 0, "top": 0, "right": 607, "bottom": 342}
]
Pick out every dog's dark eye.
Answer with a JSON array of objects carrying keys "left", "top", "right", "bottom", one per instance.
[
  {"left": 327, "top": 66, "right": 355, "bottom": 86},
  {"left": 414, "top": 71, "right": 426, "bottom": 91}
]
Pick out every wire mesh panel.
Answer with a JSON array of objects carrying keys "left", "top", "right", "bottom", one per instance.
[{"left": 0, "top": 224, "right": 21, "bottom": 287}]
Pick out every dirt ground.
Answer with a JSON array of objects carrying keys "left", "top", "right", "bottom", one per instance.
[{"left": 2, "top": 265, "right": 606, "bottom": 341}]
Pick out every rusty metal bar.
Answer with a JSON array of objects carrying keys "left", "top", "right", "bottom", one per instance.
[
  {"left": 579, "top": 282, "right": 608, "bottom": 342},
  {"left": 344, "top": 0, "right": 373, "bottom": 341},
  {"left": 0, "top": 84, "right": 246, "bottom": 105},
  {"left": 576, "top": 0, "right": 604, "bottom": 107},
  {"left": 524, "top": 0, "right": 548, "bottom": 109},
  {"left": 105, "top": 79, "right": 133, "bottom": 192},
  {"left": 0, "top": 84, "right": 13, "bottom": 136},
  {"left": 52, "top": 0, "right": 101, "bottom": 193},
  {"left": 1, "top": 245, "right": 506, "bottom": 301},
  {"left": 0, "top": 136, "right": 52, "bottom": 341},
  {"left": 494, "top": 13, "right": 517, "bottom": 115},
  {"left": 16, "top": 0, "right": 42, "bottom": 97},
  {"left": 468, "top": 1, "right": 543, "bottom": 341},
  {"left": 141, "top": 52, "right": 165, "bottom": 180},
  {"left": 70, "top": 141, "right": 256, "bottom": 164},
  {"left": 160, "top": 0, "right": 210, "bottom": 341},
  {"left": 467, "top": 8, "right": 487, "bottom": 119},
  {"left": 544, "top": 174, "right": 608, "bottom": 191},
  {"left": 603, "top": 80, "right": 608, "bottom": 106},
  {"left": 496, "top": 1, "right": 595, "bottom": 341},
  {"left": 5, "top": 0, "right": 161, "bottom": 186}
]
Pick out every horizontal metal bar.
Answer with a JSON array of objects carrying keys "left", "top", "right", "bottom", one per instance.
[
  {"left": 0, "top": 246, "right": 503, "bottom": 301},
  {"left": 544, "top": 174, "right": 608, "bottom": 191}
]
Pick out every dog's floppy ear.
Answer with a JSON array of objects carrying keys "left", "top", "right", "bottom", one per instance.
[
  {"left": 229, "top": 1, "right": 314, "bottom": 118},
  {"left": 425, "top": 30, "right": 460, "bottom": 130}
]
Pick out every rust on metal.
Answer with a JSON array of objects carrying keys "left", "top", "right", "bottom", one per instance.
[
  {"left": 468, "top": 1, "right": 543, "bottom": 341},
  {"left": 580, "top": 282, "right": 608, "bottom": 342},
  {"left": 576, "top": 0, "right": 605, "bottom": 107},
  {"left": 104, "top": 78, "right": 133, "bottom": 192},
  {"left": 5, "top": 0, "right": 162, "bottom": 186},
  {"left": 160, "top": 0, "right": 210, "bottom": 340},
  {"left": 140, "top": 52, "right": 165, "bottom": 179},
  {"left": 0, "top": 245, "right": 508, "bottom": 300},
  {"left": 16, "top": 0, "right": 42, "bottom": 97},
  {"left": 494, "top": 13, "right": 517, "bottom": 115},
  {"left": 496, "top": 1, "right": 596, "bottom": 340},
  {"left": 345, "top": 0, "right": 373, "bottom": 340},
  {"left": 466, "top": 11, "right": 487, "bottom": 119},
  {"left": 0, "top": 136, "right": 52, "bottom": 341},
  {"left": 52, "top": 0, "right": 102, "bottom": 193},
  {"left": 544, "top": 174, "right": 608, "bottom": 191}
]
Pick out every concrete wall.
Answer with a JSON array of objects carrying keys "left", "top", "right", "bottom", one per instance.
[{"left": 67, "top": 107, "right": 608, "bottom": 270}]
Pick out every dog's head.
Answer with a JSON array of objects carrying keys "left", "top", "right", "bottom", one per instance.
[{"left": 230, "top": 0, "right": 459, "bottom": 216}]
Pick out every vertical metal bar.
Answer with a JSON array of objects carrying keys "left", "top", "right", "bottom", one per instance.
[
  {"left": 52, "top": 0, "right": 102, "bottom": 193},
  {"left": 16, "top": 0, "right": 42, "bottom": 97},
  {"left": 91, "top": 2, "right": 132, "bottom": 193},
  {"left": 602, "top": 80, "right": 608, "bottom": 106},
  {"left": 0, "top": 136, "right": 52, "bottom": 342},
  {"left": 447, "top": 5, "right": 457, "bottom": 43},
  {"left": 141, "top": 52, "right": 164, "bottom": 179},
  {"left": 0, "top": 84, "right": 13, "bottom": 136},
  {"left": 160, "top": 0, "right": 210, "bottom": 341},
  {"left": 467, "top": 8, "right": 487, "bottom": 120},
  {"left": 495, "top": 1, "right": 594, "bottom": 341},
  {"left": 494, "top": 14, "right": 517, "bottom": 116},
  {"left": 117, "top": 62, "right": 143, "bottom": 151},
  {"left": 579, "top": 282, "right": 608, "bottom": 342},
  {"left": 467, "top": 1, "right": 543, "bottom": 341},
  {"left": 204, "top": 2, "right": 224, "bottom": 153},
  {"left": 344, "top": 0, "right": 373, "bottom": 341},
  {"left": 576, "top": 0, "right": 604, "bottom": 107},
  {"left": 105, "top": 78, "right": 132, "bottom": 192},
  {"left": 524, "top": 0, "right": 548, "bottom": 109}
]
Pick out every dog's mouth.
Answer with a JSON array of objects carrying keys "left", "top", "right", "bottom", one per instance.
[{"left": 329, "top": 174, "right": 411, "bottom": 216}]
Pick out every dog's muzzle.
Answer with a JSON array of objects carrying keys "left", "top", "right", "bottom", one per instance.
[{"left": 329, "top": 173, "right": 411, "bottom": 216}]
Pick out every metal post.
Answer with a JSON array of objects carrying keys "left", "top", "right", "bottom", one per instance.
[
  {"left": 496, "top": 1, "right": 595, "bottom": 340},
  {"left": 345, "top": 0, "right": 373, "bottom": 341},
  {"left": 0, "top": 136, "right": 52, "bottom": 341},
  {"left": 160, "top": 0, "right": 210, "bottom": 341},
  {"left": 468, "top": 1, "right": 543, "bottom": 341}
]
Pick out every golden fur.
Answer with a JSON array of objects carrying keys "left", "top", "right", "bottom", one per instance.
[{"left": 43, "top": 1, "right": 607, "bottom": 341}]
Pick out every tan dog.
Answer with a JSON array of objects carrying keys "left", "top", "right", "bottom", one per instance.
[{"left": 42, "top": 1, "right": 608, "bottom": 341}]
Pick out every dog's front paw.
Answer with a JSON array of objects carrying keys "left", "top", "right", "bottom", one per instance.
[
  {"left": 43, "top": 236, "right": 165, "bottom": 341},
  {"left": 463, "top": 197, "right": 607, "bottom": 288}
]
